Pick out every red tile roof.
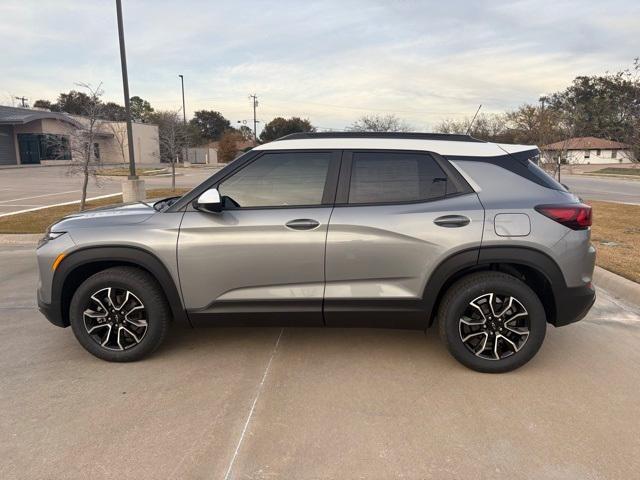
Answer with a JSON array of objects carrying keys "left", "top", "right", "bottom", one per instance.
[{"left": 542, "top": 136, "right": 630, "bottom": 151}]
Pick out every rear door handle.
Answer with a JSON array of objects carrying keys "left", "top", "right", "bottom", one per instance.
[
  {"left": 434, "top": 215, "right": 470, "bottom": 228},
  {"left": 285, "top": 219, "right": 320, "bottom": 230}
]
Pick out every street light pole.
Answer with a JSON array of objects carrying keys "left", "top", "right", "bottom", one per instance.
[
  {"left": 115, "top": 0, "right": 137, "bottom": 180},
  {"left": 115, "top": 0, "right": 144, "bottom": 202},
  {"left": 178, "top": 74, "right": 187, "bottom": 165},
  {"left": 178, "top": 75, "right": 186, "bottom": 125}
]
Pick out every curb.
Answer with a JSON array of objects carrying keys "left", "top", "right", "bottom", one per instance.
[
  {"left": 582, "top": 173, "right": 640, "bottom": 181},
  {"left": 0, "top": 234, "right": 41, "bottom": 246},
  {"left": 593, "top": 266, "right": 640, "bottom": 309}
]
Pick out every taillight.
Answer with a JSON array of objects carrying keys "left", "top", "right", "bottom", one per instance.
[{"left": 534, "top": 203, "right": 592, "bottom": 230}]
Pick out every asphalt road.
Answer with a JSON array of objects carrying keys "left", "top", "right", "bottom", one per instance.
[
  {"left": 1, "top": 246, "right": 639, "bottom": 479},
  {"left": 562, "top": 174, "right": 640, "bottom": 204},
  {"left": 0, "top": 166, "right": 217, "bottom": 215}
]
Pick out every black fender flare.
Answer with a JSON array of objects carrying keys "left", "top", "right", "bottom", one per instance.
[
  {"left": 52, "top": 246, "right": 189, "bottom": 327},
  {"left": 423, "top": 246, "right": 568, "bottom": 326}
]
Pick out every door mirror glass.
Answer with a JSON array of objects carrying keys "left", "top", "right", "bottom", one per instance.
[{"left": 195, "top": 188, "right": 222, "bottom": 212}]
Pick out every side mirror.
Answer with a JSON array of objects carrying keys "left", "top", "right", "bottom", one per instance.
[{"left": 195, "top": 188, "right": 222, "bottom": 212}]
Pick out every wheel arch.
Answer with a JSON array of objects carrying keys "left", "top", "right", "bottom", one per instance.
[
  {"left": 424, "top": 246, "right": 564, "bottom": 327},
  {"left": 53, "top": 246, "right": 189, "bottom": 327}
]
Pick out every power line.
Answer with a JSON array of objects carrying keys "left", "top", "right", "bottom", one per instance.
[{"left": 146, "top": 95, "right": 482, "bottom": 116}]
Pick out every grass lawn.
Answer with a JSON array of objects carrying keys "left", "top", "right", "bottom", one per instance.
[
  {"left": 588, "top": 200, "right": 640, "bottom": 283},
  {"left": 0, "top": 188, "right": 189, "bottom": 234},
  {"left": 96, "top": 167, "right": 168, "bottom": 176},
  {"left": 592, "top": 167, "right": 640, "bottom": 177}
]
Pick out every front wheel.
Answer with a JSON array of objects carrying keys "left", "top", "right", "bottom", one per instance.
[
  {"left": 438, "top": 272, "right": 546, "bottom": 373},
  {"left": 69, "top": 267, "right": 171, "bottom": 362}
]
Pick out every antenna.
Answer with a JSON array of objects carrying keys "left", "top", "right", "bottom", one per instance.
[{"left": 465, "top": 104, "right": 482, "bottom": 135}]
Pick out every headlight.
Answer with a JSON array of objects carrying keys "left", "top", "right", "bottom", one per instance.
[{"left": 37, "top": 230, "right": 66, "bottom": 249}]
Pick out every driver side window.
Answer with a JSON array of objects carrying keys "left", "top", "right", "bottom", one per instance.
[{"left": 218, "top": 152, "right": 331, "bottom": 208}]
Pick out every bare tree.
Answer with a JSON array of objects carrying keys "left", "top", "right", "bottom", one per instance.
[
  {"left": 434, "top": 113, "right": 511, "bottom": 142},
  {"left": 150, "top": 110, "right": 188, "bottom": 191},
  {"left": 46, "top": 83, "right": 106, "bottom": 211},
  {"left": 71, "top": 83, "right": 105, "bottom": 210},
  {"left": 106, "top": 121, "right": 128, "bottom": 167},
  {"left": 348, "top": 114, "right": 412, "bottom": 132}
]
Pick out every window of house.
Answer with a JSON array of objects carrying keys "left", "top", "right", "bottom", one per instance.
[
  {"left": 584, "top": 150, "right": 590, "bottom": 159},
  {"left": 348, "top": 152, "right": 448, "bottom": 204},
  {"left": 612, "top": 150, "right": 617, "bottom": 159},
  {"left": 218, "top": 152, "right": 331, "bottom": 208},
  {"left": 596, "top": 149, "right": 601, "bottom": 156},
  {"left": 93, "top": 143, "right": 101, "bottom": 160}
]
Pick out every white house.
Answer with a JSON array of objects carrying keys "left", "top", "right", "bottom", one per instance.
[{"left": 541, "top": 136, "right": 634, "bottom": 164}]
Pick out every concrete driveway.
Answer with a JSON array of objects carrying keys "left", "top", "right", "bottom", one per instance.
[
  {"left": 0, "top": 166, "right": 217, "bottom": 215},
  {"left": 1, "top": 245, "right": 639, "bottom": 479}
]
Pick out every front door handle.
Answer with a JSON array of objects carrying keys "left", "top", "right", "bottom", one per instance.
[
  {"left": 434, "top": 215, "right": 470, "bottom": 228},
  {"left": 285, "top": 219, "right": 320, "bottom": 230}
]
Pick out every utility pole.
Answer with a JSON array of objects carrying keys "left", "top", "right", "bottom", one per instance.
[
  {"left": 115, "top": 0, "right": 144, "bottom": 201},
  {"left": 249, "top": 94, "right": 258, "bottom": 142},
  {"left": 15, "top": 96, "right": 28, "bottom": 108}
]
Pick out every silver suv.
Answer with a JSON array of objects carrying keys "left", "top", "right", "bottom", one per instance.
[{"left": 37, "top": 132, "right": 596, "bottom": 372}]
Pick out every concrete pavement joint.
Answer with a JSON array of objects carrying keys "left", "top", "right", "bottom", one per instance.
[{"left": 223, "top": 328, "right": 284, "bottom": 480}]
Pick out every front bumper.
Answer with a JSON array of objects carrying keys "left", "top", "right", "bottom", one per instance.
[
  {"left": 38, "top": 297, "right": 66, "bottom": 328},
  {"left": 554, "top": 283, "right": 596, "bottom": 327}
]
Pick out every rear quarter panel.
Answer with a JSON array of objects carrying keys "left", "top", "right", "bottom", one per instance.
[{"left": 452, "top": 160, "right": 595, "bottom": 287}]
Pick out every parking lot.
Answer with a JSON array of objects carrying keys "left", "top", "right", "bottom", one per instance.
[
  {"left": 0, "top": 166, "right": 217, "bottom": 215},
  {"left": 1, "top": 245, "right": 639, "bottom": 479}
]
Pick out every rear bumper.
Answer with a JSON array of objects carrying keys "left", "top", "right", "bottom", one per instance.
[
  {"left": 554, "top": 283, "right": 596, "bottom": 327},
  {"left": 38, "top": 298, "right": 66, "bottom": 328}
]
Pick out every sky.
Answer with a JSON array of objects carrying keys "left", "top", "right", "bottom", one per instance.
[{"left": 1, "top": 0, "right": 638, "bottom": 133}]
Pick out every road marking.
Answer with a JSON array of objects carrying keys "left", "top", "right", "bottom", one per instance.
[
  {"left": 0, "top": 193, "right": 121, "bottom": 218},
  {"left": 0, "top": 205, "right": 43, "bottom": 208},
  {"left": 0, "top": 189, "right": 80, "bottom": 204},
  {"left": 223, "top": 328, "right": 284, "bottom": 480}
]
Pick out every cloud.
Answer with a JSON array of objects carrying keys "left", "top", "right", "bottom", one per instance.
[{"left": 1, "top": 0, "right": 638, "bottom": 130}]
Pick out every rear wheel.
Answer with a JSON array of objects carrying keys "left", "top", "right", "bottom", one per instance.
[
  {"left": 69, "top": 267, "right": 170, "bottom": 362},
  {"left": 438, "top": 271, "right": 546, "bottom": 373}
]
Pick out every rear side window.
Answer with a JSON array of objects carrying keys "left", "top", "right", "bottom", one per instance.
[
  {"left": 348, "top": 152, "right": 448, "bottom": 204},
  {"left": 526, "top": 160, "right": 567, "bottom": 191}
]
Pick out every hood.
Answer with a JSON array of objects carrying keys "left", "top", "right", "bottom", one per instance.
[{"left": 51, "top": 201, "right": 157, "bottom": 231}]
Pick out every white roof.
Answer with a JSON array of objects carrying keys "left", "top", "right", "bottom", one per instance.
[{"left": 255, "top": 137, "right": 538, "bottom": 157}]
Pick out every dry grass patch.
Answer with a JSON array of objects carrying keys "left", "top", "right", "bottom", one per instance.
[
  {"left": 0, "top": 188, "right": 190, "bottom": 234},
  {"left": 588, "top": 200, "right": 640, "bottom": 283}
]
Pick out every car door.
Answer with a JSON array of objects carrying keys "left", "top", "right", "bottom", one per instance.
[
  {"left": 177, "top": 150, "right": 340, "bottom": 326},
  {"left": 324, "top": 150, "right": 484, "bottom": 328}
]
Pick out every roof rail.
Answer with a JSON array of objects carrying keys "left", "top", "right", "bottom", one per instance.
[{"left": 276, "top": 132, "right": 484, "bottom": 142}]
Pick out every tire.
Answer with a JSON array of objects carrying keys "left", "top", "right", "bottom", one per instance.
[
  {"left": 69, "top": 266, "right": 170, "bottom": 362},
  {"left": 438, "top": 271, "right": 546, "bottom": 373}
]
